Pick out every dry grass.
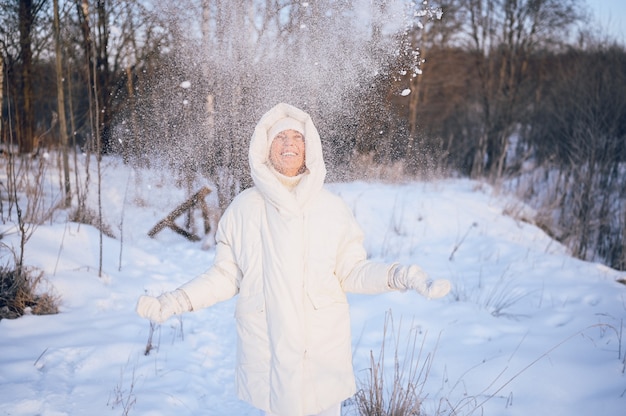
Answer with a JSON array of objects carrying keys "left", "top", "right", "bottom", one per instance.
[
  {"left": 0, "top": 265, "right": 60, "bottom": 320},
  {"left": 353, "top": 312, "right": 437, "bottom": 416},
  {"left": 69, "top": 206, "right": 115, "bottom": 238}
]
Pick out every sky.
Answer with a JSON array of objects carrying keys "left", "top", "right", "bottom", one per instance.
[{"left": 587, "top": 0, "right": 626, "bottom": 42}]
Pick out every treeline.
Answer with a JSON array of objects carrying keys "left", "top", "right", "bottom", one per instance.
[
  {"left": 389, "top": 44, "right": 626, "bottom": 270},
  {"left": 1, "top": 0, "right": 624, "bottom": 270}
]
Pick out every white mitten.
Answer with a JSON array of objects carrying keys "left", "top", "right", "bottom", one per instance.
[
  {"left": 388, "top": 264, "right": 451, "bottom": 299},
  {"left": 136, "top": 289, "right": 192, "bottom": 323}
]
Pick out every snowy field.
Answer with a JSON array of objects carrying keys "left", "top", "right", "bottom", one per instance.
[{"left": 1, "top": 156, "right": 624, "bottom": 415}]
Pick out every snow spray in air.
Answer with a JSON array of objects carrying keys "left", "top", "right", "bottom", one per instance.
[{"left": 115, "top": 1, "right": 442, "bottom": 201}]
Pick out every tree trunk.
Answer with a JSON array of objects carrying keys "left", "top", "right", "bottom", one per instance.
[
  {"left": 18, "top": 0, "right": 35, "bottom": 154},
  {"left": 54, "top": 0, "right": 72, "bottom": 207},
  {"left": 95, "top": 0, "right": 112, "bottom": 154},
  {"left": 0, "top": 58, "right": 4, "bottom": 144},
  {"left": 75, "top": 0, "right": 96, "bottom": 149}
]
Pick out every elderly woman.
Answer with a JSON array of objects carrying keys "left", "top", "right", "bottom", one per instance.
[{"left": 136, "top": 103, "right": 450, "bottom": 416}]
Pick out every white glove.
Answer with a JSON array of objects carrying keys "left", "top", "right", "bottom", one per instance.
[
  {"left": 388, "top": 264, "right": 451, "bottom": 299},
  {"left": 136, "top": 289, "right": 192, "bottom": 323}
]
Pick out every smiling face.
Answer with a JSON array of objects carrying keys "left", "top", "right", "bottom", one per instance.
[{"left": 269, "top": 129, "right": 306, "bottom": 177}]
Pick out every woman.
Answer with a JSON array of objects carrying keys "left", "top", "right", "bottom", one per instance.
[{"left": 136, "top": 102, "right": 450, "bottom": 416}]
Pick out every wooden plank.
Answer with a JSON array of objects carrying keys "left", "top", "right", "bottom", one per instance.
[{"left": 148, "top": 186, "right": 213, "bottom": 241}]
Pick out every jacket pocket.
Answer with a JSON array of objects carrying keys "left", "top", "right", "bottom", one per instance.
[
  {"left": 305, "top": 282, "right": 351, "bottom": 354},
  {"left": 234, "top": 293, "right": 269, "bottom": 366},
  {"left": 235, "top": 292, "right": 265, "bottom": 317},
  {"left": 306, "top": 283, "right": 348, "bottom": 310}
]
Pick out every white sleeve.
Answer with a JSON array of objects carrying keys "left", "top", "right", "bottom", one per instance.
[
  {"left": 178, "top": 211, "right": 242, "bottom": 310},
  {"left": 334, "top": 202, "right": 396, "bottom": 294}
]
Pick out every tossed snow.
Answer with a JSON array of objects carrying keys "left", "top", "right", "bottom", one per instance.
[{"left": 0, "top": 157, "right": 624, "bottom": 415}]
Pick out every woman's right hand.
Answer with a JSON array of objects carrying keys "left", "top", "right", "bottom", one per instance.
[{"left": 136, "top": 290, "right": 192, "bottom": 323}]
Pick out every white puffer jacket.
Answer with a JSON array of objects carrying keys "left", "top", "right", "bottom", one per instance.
[{"left": 179, "top": 103, "right": 395, "bottom": 416}]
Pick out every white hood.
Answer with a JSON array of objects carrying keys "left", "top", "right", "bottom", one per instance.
[{"left": 249, "top": 102, "right": 327, "bottom": 216}]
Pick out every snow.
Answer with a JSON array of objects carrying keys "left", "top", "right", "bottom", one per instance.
[{"left": 1, "top": 156, "right": 625, "bottom": 415}]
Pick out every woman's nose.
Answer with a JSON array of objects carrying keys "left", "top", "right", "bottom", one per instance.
[{"left": 281, "top": 136, "right": 298, "bottom": 146}]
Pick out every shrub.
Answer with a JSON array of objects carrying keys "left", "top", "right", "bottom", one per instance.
[
  {"left": 0, "top": 265, "right": 60, "bottom": 320},
  {"left": 353, "top": 312, "right": 436, "bottom": 416},
  {"left": 69, "top": 206, "right": 115, "bottom": 238}
]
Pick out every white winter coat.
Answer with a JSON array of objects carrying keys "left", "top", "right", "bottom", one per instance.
[{"left": 180, "top": 103, "right": 394, "bottom": 416}]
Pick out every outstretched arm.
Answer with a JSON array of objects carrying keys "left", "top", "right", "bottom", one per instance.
[
  {"left": 336, "top": 205, "right": 450, "bottom": 299},
  {"left": 136, "top": 226, "right": 241, "bottom": 323}
]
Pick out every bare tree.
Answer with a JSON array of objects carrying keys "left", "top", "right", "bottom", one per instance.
[
  {"left": 526, "top": 44, "right": 626, "bottom": 269},
  {"left": 460, "top": 0, "right": 583, "bottom": 180},
  {"left": 0, "top": 0, "right": 49, "bottom": 154},
  {"left": 17, "top": 0, "right": 37, "bottom": 154},
  {"left": 53, "top": 0, "right": 71, "bottom": 207},
  {"left": 0, "top": 56, "right": 4, "bottom": 146}
]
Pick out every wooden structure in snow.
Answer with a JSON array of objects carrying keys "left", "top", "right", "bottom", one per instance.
[{"left": 148, "top": 186, "right": 213, "bottom": 242}]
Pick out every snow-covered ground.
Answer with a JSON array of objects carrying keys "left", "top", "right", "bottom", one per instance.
[{"left": 1, "top": 156, "right": 624, "bottom": 415}]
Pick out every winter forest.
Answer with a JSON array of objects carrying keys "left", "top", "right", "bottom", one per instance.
[
  {"left": 1, "top": 0, "right": 626, "bottom": 415},
  {"left": 2, "top": 0, "right": 625, "bottom": 271}
]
